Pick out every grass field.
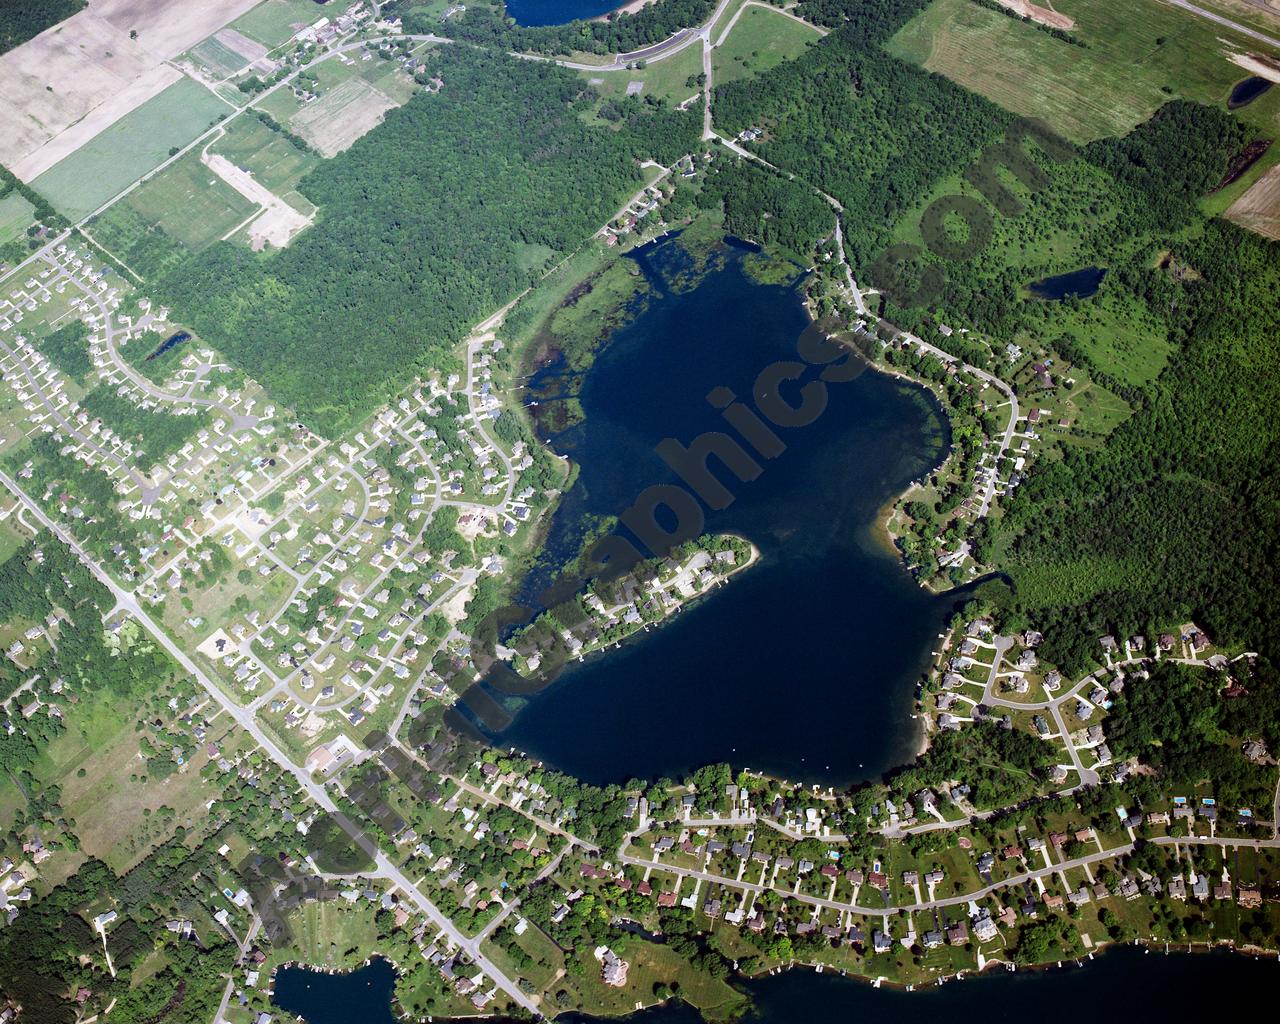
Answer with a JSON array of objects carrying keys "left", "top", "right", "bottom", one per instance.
[
  {"left": 32, "top": 78, "right": 233, "bottom": 222},
  {"left": 36, "top": 693, "right": 228, "bottom": 873},
  {"left": 229, "top": 0, "right": 324, "bottom": 49},
  {"left": 0, "top": 193, "right": 34, "bottom": 246},
  {"left": 96, "top": 149, "right": 257, "bottom": 251},
  {"left": 886, "top": 0, "right": 1280, "bottom": 143},
  {"left": 582, "top": 42, "right": 705, "bottom": 106},
  {"left": 712, "top": 5, "right": 822, "bottom": 86}
]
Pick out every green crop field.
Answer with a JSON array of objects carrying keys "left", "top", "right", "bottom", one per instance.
[
  {"left": 230, "top": 0, "right": 325, "bottom": 48},
  {"left": 188, "top": 35, "right": 252, "bottom": 79},
  {"left": 0, "top": 192, "right": 34, "bottom": 246},
  {"left": 713, "top": 5, "right": 822, "bottom": 87},
  {"left": 886, "top": 0, "right": 1280, "bottom": 143},
  {"left": 32, "top": 78, "right": 233, "bottom": 222}
]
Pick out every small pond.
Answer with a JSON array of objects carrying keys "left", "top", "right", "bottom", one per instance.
[
  {"left": 1228, "top": 75, "right": 1273, "bottom": 109},
  {"left": 1028, "top": 265, "right": 1106, "bottom": 300}
]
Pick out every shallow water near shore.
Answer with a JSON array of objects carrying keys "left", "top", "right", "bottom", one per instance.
[
  {"left": 271, "top": 945, "right": 1279, "bottom": 1022},
  {"left": 487, "top": 236, "right": 963, "bottom": 786},
  {"left": 505, "top": 0, "right": 629, "bottom": 26}
]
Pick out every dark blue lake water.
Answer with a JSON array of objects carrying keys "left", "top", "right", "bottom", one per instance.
[
  {"left": 1229, "top": 75, "right": 1272, "bottom": 109},
  {"left": 272, "top": 957, "right": 397, "bottom": 1024},
  {"left": 272, "top": 947, "right": 1279, "bottom": 1023},
  {"left": 483, "top": 237, "right": 961, "bottom": 787},
  {"left": 505, "top": 0, "right": 626, "bottom": 26},
  {"left": 1028, "top": 265, "right": 1106, "bottom": 300}
]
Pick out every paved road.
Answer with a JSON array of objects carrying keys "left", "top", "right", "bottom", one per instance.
[
  {"left": 621, "top": 830, "right": 1280, "bottom": 922},
  {"left": 1159, "top": 0, "right": 1280, "bottom": 48},
  {"left": 0, "top": 468, "right": 541, "bottom": 1017},
  {"left": 901, "top": 331, "right": 1019, "bottom": 517}
]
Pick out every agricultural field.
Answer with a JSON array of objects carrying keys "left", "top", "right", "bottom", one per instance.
[
  {"left": 712, "top": 4, "right": 823, "bottom": 87},
  {"left": 1226, "top": 160, "right": 1280, "bottom": 238},
  {"left": 30, "top": 78, "right": 233, "bottom": 222},
  {"left": 290, "top": 76, "right": 399, "bottom": 157},
  {"left": 184, "top": 28, "right": 268, "bottom": 82},
  {"left": 886, "top": 0, "right": 1280, "bottom": 143}
]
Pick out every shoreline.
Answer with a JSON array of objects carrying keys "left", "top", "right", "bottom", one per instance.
[{"left": 592, "top": 0, "right": 661, "bottom": 22}]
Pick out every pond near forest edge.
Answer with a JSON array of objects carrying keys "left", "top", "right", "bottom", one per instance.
[
  {"left": 1027, "top": 265, "right": 1106, "bottom": 301},
  {"left": 270, "top": 946, "right": 1280, "bottom": 1023},
  {"left": 1228, "top": 75, "right": 1273, "bottom": 109},
  {"left": 475, "top": 235, "right": 968, "bottom": 787},
  {"left": 504, "top": 0, "right": 628, "bottom": 26}
]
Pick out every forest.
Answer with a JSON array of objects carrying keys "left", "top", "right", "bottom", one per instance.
[
  {"left": 154, "top": 45, "right": 699, "bottom": 435},
  {"left": 1106, "top": 661, "right": 1278, "bottom": 810},
  {"left": 711, "top": 14, "right": 1007, "bottom": 268},
  {"left": 985, "top": 108, "right": 1280, "bottom": 677},
  {"left": 35, "top": 321, "right": 91, "bottom": 383},
  {"left": 0, "top": 0, "right": 83, "bottom": 55}
]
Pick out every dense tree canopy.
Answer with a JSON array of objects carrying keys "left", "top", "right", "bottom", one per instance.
[
  {"left": 156, "top": 46, "right": 697, "bottom": 434},
  {"left": 0, "top": 0, "right": 84, "bottom": 55}
]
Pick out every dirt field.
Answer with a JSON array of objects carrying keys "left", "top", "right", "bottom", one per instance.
[
  {"left": 995, "top": 0, "right": 1075, "bottom": 29},
  {"left": 0, "top": 0, "right": 262, "bottom": 181},
  {"left": 289, "top": 77, "right": 398, "bottom": 157},
  {"left": 1226, "top": 161, "right": 1280, "bottom": 237}
]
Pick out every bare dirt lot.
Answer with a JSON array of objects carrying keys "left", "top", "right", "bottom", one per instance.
[
  {"left": 1226, "top": 161, "right": 1280, "bottom": 238},
  {"left": 202, "top": 152, "right": 311, "bottom": 249},
  {"left": 290, "top": 77, "right": 398, "bottom": 158},
  {"left": 995, "top": 0, "right": 1075, "bottom": 29},
  {"left": 0, "top": 0, "right": 261, "bottom": 181}
]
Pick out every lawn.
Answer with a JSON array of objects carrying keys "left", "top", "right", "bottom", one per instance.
[
  {"left": 582, "top": 41, "right": 705, "bottom": 106},
  {"left": 886, "top": 0, "right": 1280, "bottom": 143},
  {"left": 0, "top": 192, "right": 34, "bottom": 246},
  {"left": 31, "top": 78, "right": 233, "bottom": 222},
  {"left": 712, "top": 5, "right": 822, "bottom": 87}
]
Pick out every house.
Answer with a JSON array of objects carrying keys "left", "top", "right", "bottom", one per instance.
[
  {"left": 946, "top": 921, "right": 969, "bottom": 946},
  {"left": 598, "top": 946, "right": 629, "bottom": 987},
  {"left": 972, "top": 914, "right": 998, "bottom": 942},
  {"left": 872, "top": 929, "right": 893, "bottom": 953}
]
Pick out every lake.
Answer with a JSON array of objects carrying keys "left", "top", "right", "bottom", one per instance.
[
  {"left": 505, "top": 0, "right": 628, "bottom": 26},
  {"left": 1028, "top": 266, "right": 1106, "bottom": 301},
  {"left": 272, "top": 947, "right": 1279, "bottom": 1023},
  {"left": 272, "top": 957, "right": 397, "bottom": 1024},
  {"left": 482, "top": 236, "right": 963, "bottom": 787}
]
